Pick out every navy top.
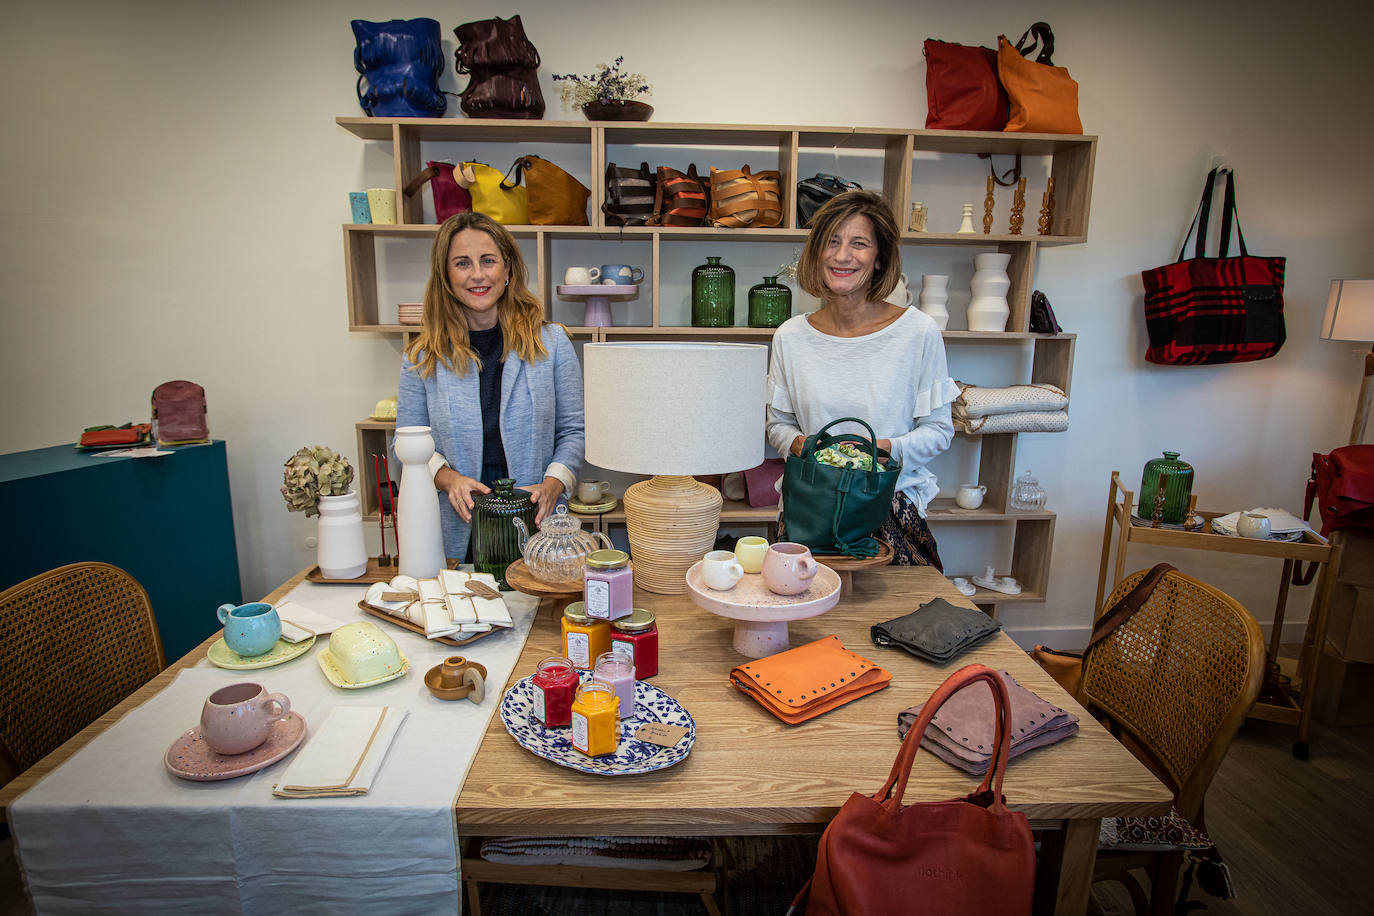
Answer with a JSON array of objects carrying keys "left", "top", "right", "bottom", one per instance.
[{"left": 470, "top": 325, "right": 507, "bottom": 474}]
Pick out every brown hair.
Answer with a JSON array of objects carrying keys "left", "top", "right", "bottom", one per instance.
[
  {"left": 404, "top": 211, "right": 548, "bottom": 379},
  {"left": 796, "top": 190, "right": 902, "bottom": 304}
]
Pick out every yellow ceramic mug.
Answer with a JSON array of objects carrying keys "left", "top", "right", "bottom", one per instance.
[{"left": 735, "top": 536, "right": 769, "bottom": 574}]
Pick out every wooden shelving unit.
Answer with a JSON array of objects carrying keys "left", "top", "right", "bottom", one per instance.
[{"left": 339, "top": 117, "right": 1096, "bottom": 614}]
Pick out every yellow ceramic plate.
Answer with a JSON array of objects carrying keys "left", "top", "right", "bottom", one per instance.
[
  {"left": 567, "top": 496, "right": 618, "bottom": 515},
  {"left": 316, "top": 647, "right": 410, "bottom": 690},
  {"left": 207, "top": 636, "right": 316, "bottom": 670}
]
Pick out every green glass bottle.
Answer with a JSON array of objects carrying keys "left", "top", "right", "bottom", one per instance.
[
  {"left": 691, "top": 256, "right": 735, "bottom": 327},
  {"left": 471, "top": 478, "right": 536, "bottom": 588},
  {"left": 748, "top": 276, "right": 792, "bottom": 327},
  {"left": 1138, "top": 451, "right": 1194, "bottom": 525}
]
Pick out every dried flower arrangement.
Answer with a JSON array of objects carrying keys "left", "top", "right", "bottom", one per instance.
[
  {"left": 552, "top": 56, "right": 651, "bottom": 109},
  {"left": 281, "top": 445, "right": 354, "bottom": 517}
]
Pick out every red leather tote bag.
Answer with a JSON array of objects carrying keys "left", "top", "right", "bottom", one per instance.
[{"left": 794, "top": 664, "right": 1035, "bottom": 916}]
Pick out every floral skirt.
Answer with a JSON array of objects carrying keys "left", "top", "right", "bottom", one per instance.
[{"left": 778, "top": 491, "right": 942, "bottom": 570}]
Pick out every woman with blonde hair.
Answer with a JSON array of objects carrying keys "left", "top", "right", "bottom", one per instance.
[
  {"left": 766, "top": 190, "right": 957, "bottom": 567},
  {"left": 397, "top": 211, "right": 584, "bottom": 560}
]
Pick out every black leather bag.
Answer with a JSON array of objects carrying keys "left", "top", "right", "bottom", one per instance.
[
  {"left": 454, "top": 15, "right": 545, "bottom": 119},
  {"left": 796, "top": 174, "right": 861, "bottom": 228},
  {"left": 603, "top": 162, "right": 655, "bottom": 226}
]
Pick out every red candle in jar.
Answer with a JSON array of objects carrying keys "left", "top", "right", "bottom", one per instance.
[
  {"left": 611, "top": 608, "right": 659, "bottom": 679},
  {"left": 531, "top": 655, "right": 579, "bottom": 727}
]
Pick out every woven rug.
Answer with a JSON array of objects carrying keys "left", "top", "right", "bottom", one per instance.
[{"left": 478, "top": 834, "right": 819, "bottom": 915}]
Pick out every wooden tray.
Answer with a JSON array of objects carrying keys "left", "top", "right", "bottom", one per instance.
[
  {"left": 814, "top": 537, "right": 895, "bottom": 570},
  {"left": 357, "top": 600, "right": 494, "bottom": 648},
  {"left": 306, "top": 557, "right": 457, "bottom": 584},
  {"left": 503, "top": 558, "right": 585, "bottom": 599}
]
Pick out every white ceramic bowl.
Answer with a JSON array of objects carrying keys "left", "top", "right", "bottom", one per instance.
[{"left": 320, "top": 621, "right": 408, "bottom": 686}]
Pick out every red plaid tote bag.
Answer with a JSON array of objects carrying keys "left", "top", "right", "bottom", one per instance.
[{"left": 1140, "top": 168, "right": 1285, "bottom": 365}]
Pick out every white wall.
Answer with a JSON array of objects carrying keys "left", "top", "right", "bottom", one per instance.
[{"left": 2, "top": 0, "right": 1370, "bottom": 644}]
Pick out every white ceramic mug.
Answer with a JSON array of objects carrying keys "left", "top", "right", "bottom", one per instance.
[
  {"left": 955, "top": 483, "right": 987, "bottom": 510},
  {"left": 702, "top": 550, "right": 745, "bottom": 591},
  {"left": 576, "top": 479, "right": 611, "bottom": 504},
  {"left": 735, "top": 536, "right": 769, "bottom": 574},
  {"left": 1237, "top": 512, "right": 1272, "bottom": 539},
  {"left": 564, "top": 266, "right": 601, "bottom": 286},
  {"left": 884, "top": 272, "right": 913, "bottom": 307}
]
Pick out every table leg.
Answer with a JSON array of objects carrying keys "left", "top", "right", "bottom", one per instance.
[
  {"left": 1035, "top": 818, "right": 1098, "bottom": 916},
  {"left": 1296, "top": 538, "right": 1343, "bottom": 757}
]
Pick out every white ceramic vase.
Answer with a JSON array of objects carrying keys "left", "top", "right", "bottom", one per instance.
[
  {"left": 316, "top": 490, "right": 368, "bottom": 579},
  {"left": 966, "top": 252, "right": 1011, "bottom": 332},
  {"left": 394, "top": 425, "right": 446, "bottom": 579},
  {"left": 918, "top": 274, "right": 950, "bottom": 329}
]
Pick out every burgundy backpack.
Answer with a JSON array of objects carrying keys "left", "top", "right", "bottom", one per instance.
[{"left": 151, "top": 380, "right": 208, "bottom": 445}]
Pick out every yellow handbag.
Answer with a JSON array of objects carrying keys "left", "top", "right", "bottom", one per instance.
[{"left": 463, "top": 161, "right": 529, "bottom": 225}]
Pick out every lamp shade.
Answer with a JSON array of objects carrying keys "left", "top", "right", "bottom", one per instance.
[
  {"left": 584, "top": 343, "right": 767, "bottom": 475},
  {"left": 1321, "top": 280, "right": 1374, "bottom": 342}
]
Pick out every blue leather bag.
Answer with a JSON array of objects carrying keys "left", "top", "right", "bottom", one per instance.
[{"left": 352, "top": 18, "right": 447, "bottom": 118}]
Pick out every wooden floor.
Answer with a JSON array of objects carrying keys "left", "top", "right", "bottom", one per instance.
[{"left": 3, "top": 717, "right": 1371, "bottom": 915}]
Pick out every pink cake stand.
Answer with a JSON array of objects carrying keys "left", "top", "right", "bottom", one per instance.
[
  {"left": 685, "top": 562, "right": 842, "bottom": 658},
  {"left": 556, "top": 284, "right": 640, "bottom": 327}
]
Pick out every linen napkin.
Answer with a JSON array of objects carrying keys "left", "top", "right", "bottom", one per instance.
[
  {"left": 274, "top": 599, "right": 342, "bottom": 643},
  {"left": 729, "top": 635, "right": 891, "bottom": 725},
  {"left": 871, "top": 597, "right": 1002, "bottom": 664},
  {"left": 897, "top": 669, "right": 1077, "bottom": 775},
  {"left": 364, "top": 571, "right": 511, "bottom": 639},
  {"left": 273, "top": 706, "right": 408, "bottom": 798}
]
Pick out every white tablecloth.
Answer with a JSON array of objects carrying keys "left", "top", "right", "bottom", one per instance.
[{"left": 10, "top": 580, "right": 538, "bottom": 915}]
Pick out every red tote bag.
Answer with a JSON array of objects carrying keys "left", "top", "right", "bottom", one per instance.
[{"left": 794, "top": 664, "right": 1035, "bottom": 916}]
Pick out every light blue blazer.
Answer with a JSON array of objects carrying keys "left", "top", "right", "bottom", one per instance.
[{"left": 397, "top": 324, "right": 585, "bottom": 558}]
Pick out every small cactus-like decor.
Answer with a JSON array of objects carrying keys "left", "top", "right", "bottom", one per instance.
[{"left": 281, "top": 445, "right": 354, "bottom": 517}]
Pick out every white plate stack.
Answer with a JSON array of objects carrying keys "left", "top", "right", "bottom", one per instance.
[{"left": 397, "top": 303, "right": 423, "bottom": 325}]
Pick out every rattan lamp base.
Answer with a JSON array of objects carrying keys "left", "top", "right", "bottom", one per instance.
[{"left": 623, "top": 475, "right": 722, "bottom": 594}]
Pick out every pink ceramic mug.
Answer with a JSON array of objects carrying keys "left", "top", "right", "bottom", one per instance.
[
  {"left": 199, "top": 682, "right": 291, "bottom": 756},
  {"left": 761, "top": 542, "right": 818, "bottom": 596}
]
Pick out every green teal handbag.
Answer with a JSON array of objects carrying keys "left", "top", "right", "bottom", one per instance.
[{"left": 781, "top": 417, "right": 901, "bottom": 558}]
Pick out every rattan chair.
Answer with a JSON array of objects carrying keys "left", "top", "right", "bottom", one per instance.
[
  {"left": 1081, "top": 567, "right": 1264, "bottom": 915},
  {"left": 0, "top": 562, "right": 165, "bottom": 786}
]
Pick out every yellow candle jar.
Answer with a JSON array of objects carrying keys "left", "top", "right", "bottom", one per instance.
[
  {"left": 561, "top": 601, "right": 611, "bottom": 669},
  {"left": 570, "top": 678, "right": 620, "bottom": 757}
]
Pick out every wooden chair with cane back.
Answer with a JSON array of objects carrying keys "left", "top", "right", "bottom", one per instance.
[
  {"left": 1080, "top": 567, "right": 1264, "bottom": 915},
  {"left": 0, "top": 562, "right": 166, "bottom": 787}
]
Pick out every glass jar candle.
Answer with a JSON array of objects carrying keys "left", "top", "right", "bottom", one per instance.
[
  {"left": 561, "top": 601, "right": 611, "bottom": 669},
  {"left": 611, "top": 608, "right": 658, "bottom": 679},
  {"left": 593, "top": 650, "right": 636, "bottom": 719},
  {"left": 570, "top": 678, "right": 620, "bottom": 757},
  {"left": 530, "top": 655, "right": 579, "bottom": 728},
  {"left": 584, "top": 549, "right": 633, "bottom": 621}
]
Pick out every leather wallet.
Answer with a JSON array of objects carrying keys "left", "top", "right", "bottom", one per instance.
[
  {"left": 729, "top": 635, "right": 891, "bottom": 725},
  {"left": 79, "top": 424, "right": 151, "bottom": 448},
  {"left": 871, "top": 597, "right": 1001, "bottom": 664}
]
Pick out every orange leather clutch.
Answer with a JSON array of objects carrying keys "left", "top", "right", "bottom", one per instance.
[{"left": 729, "top": 635, "right": 891, "bottom": 725}]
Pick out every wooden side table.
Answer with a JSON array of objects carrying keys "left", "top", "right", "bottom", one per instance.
[{"left": 1095, "top": 471, "right": 1341, "bottom": 759}]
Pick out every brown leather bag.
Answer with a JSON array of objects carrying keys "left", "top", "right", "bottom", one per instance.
[
  {"left": 708, "top": 165, "right": 783, "bottom": 228},
  {"left": 507, "top": 156, "right": 589, "bottom": 225},
  {"left": 649, "top": 164, "right": 710, "bottom": 227},
  {"left": 453, "top": 15, "right": 545, "bottom": 119},
  {"left": 151, "top": 380, "right": 209, "bottom": 445},
  {"left": 997, "top": 22, "right": 1082, "bottom": 134}
]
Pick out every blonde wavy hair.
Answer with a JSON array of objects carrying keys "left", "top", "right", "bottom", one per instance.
[{"left": 405, "top": 212, "right": 548, "bottom": 379}]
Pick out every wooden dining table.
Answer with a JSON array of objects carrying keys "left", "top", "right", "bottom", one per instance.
[{"left": 457, "top": 566, "right": 1171, "bottom": 916}]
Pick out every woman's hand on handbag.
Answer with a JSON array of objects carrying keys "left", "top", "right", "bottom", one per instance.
[
  {"left": 435, "top": 467, "right": 490, "bottom": 523},
  {"left": 520, "top": 476, "right": 566, "bottom": 524}
]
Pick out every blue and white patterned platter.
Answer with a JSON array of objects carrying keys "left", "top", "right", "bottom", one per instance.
[{"left": 499, "top": 673, "right": 695, "bottom": 776}]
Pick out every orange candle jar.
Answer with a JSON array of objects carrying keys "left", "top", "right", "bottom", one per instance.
[
  {"left": 570, "top": 678, "right": 620, "bottom": 757},
  {"left": 561, "top": 601, "right": 611, "bottom": 669}
]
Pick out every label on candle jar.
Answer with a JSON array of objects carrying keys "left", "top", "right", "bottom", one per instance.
[
  {"left": 533, "top": 687, "right": 546, "bottom": 722},
  {"left": 612, "top": 640, "right": 635, "bottom": 667},
  {"left": 566, "top": 632, "right": 590, "bottom": 668},
  {"left": 585, "top": 580, "right": 610, "bottom": 618},
  {"left": 571, "top": 711, "right": 589, "bottom": 752}
]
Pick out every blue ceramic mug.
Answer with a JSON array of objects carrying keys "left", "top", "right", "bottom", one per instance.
[
  {"left": 599, "top": 264, "right": 644, "bottom": 285},
  {"left": 349, "top": 191, "right": 372, "bottom": 224},
  {"left": 216, "top": 602, "right": 282, "bottom": 657}
]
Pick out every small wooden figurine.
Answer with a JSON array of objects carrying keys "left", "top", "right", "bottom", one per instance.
[
  {"left": 1037, "top": 178, "right": 1056, "bottom": 236},
  {"left": 1150, "top": 476, "right": 1168, "bottom": 528},
  {"left": 982, "top": 177, "right": 995, "bottom": 234},
  {"left": 1009, "top": 177, "right": 1027, "bottom": 235},
  {"left": 1182, "top": 494, "right": 1203, "bottom": 531}
]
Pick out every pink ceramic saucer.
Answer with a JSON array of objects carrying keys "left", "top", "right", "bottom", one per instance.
[{"left": 164, "top": 712, "right": 307, "bottom": 782}]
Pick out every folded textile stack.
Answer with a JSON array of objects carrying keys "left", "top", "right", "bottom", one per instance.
[
  {"left": 273, "top": 706, "right": 407, "bottom": 798},
  {"left": 480, "top": 835, "right": 713, "bottom": 871},
  {"left": 871, "top": 597, "right": 1002, "bottom": 663},
  {"left": 897, "top": 669, "right": 1078, "bottom": 775},
  {"left": 953, "top": 381, "right": 1068, "bottom": 434},
  {"left": 364, "top": 570, "right": 512, "bottom": 640},
  {"left": 273, "top": 599, "right": 342, "bottom": 643}
]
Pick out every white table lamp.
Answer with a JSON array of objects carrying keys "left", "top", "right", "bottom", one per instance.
[
  {"left": 1321, "top": 279, "right": 1374, "bottom": 445},
  {"left": 584, "top": 343, "right": 767, "bottom": 594}
]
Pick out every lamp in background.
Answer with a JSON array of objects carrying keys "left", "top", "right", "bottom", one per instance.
[
  {"left": 584, "top": 343, "right": 767, "bottom": 594},
  {"left": 1321, "top": 279, "right": 1374, "bottom": 445}
]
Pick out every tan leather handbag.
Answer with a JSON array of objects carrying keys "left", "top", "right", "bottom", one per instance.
[
  {"left": 708, "top": 165, "right": 783, "bottom": 228},
  {"left": 507, "top": 155, "right": 589, "bottom": 225}
]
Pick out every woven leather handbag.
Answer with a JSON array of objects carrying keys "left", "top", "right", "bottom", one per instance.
[
  {"left": 796, "top": 174, "right": 861, "bottom": 228},
  {"left": 352, "top": 18, "right": 447, "bottom": 118},
  {"left": 649, "top": 165, "right": 710, "bottom": 227},
  {"left": 401, "top": 161, "right": 472, "bottom": 223},
  {"left": 603, "top": 162, "right": 655, "bottom": 227},
  {"left": 709, "top": 165, "right": 783, "bottom": 228},
  {"left": 453, "top": 15, "right": 545, "bottom": 119},
  {"left": 781, "top": 417, "right": 900, "bottom": 558},
  {"left": 508, "top": 155, "right": 590, "bottom": 225},
  {"left": 793, "top": 664, "right": 1035, "bottom": 916}
]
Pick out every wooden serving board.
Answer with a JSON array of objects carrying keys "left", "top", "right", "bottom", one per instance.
[
  {"left": 503, "top": 558, "right": 585, "bottom": 599},
  {"left": 306, "top": 556, "right": 459, "bottom": 584},
  {"left": 356, "top": 600, "right": 495, "bottom": 648}
]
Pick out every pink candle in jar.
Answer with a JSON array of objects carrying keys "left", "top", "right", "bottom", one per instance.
[{"left": 593, "top": 650, "right": 636, "bottom": 719}]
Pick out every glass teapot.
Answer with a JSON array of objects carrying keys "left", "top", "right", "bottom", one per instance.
[
  {"left": 1010, "top": 470, "right": 1047, "bottom": 511},
  {"left": 512, "top": 504, "right": 614, "bottom": 584}
]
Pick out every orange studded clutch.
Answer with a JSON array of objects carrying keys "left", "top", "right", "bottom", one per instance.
[{"left": 729, "top": 635, "right": 891, "bottom": 725}]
